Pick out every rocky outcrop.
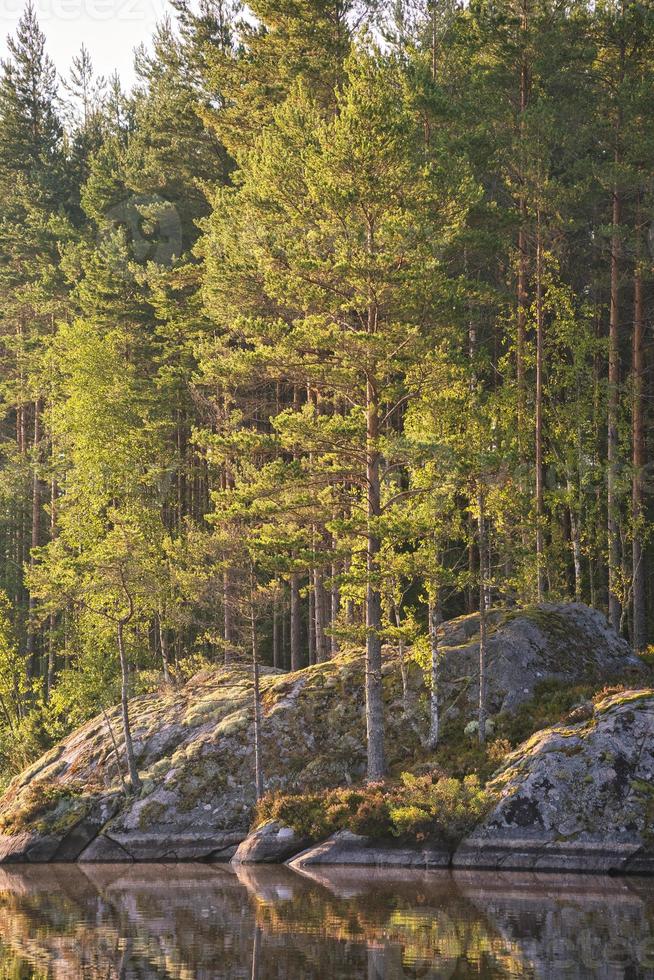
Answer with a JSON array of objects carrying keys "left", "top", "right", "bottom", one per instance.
[
  {"left": 0, "top": 602, "right": 643, "bottom": 865},
  {"left": 438, "top": 602, "right": 641, "bottom": 718},
  {"left": 232, "top": 821, "right": 311, "bottom": 864},
  {"left": 454, "top": 689, "right": 654, "bottom": 874},
  {"left": 0, "top": 794, "right": 121, "bottom": 864},
  {"left": 288, "top": 829, "right": 452, "bottom": 870},
  {"left": 293, "top": 689, "right": 654, "bottom": 874},
  {"left": 78, "top": 828, "right": 243, "bottom": 862}
]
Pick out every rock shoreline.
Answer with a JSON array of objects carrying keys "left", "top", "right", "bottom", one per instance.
[
  {"left": 234, "top": 826, "right": 654, "bottom": 876},
  {"left": 0, "top": 603, "right": 650, "bottom": 875},
  {"left": 5, "top": 821, "right": 653, "bottom": 875}
]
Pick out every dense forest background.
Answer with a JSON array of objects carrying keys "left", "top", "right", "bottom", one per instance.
[{"left": 0, "top": 0, "right": 652, "bottom": 785}]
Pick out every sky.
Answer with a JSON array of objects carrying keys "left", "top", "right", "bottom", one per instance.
[{"left": 0, "top": 0, "right": 169, "bottom": 86}]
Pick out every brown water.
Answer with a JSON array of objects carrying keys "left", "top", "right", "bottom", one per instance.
[{"left": 0, "top": 864, "right": 653, "bottom": 978}]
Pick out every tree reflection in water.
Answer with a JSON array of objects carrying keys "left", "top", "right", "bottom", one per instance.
[{"left": 0, "top": 863, "right": 652, "bottom": 978}]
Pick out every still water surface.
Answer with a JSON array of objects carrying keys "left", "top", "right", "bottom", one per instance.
[{"left": 0, "top": 863, "right": 653, "bottom": 978}]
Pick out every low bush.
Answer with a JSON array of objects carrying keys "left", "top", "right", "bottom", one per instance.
[{"left": 254, "top": 771, "right": 493, "bottom": 844}]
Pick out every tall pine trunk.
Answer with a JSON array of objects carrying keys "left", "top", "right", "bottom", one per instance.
[
  {"left": 427, "top": 591, "right": 442, "bottom": 750},
  {"left": 313, "top": 566, "right": 328, "bottom": 663},
  {"left": 26, "top": 399, "right": 41, "bottom": 676},
  {"left": 535, "top": 219, "right": 545, "bottom": 600},
  {"left": 272, "top": 598, "right": 281, "bottom": 669},
  {"left": 46, "top": 459, "right": 57, "bottom": 701},
  {"left": 632, "top": 226, "right": 646, "bottom": 652},
  {"left": 223, "top": 569, "right": 234, "bottom": 665},
  {"left": 607, "top": 107, "right": 623, "bottom": 630},
  {"left": 516, "top": 47, "right": 528, "bottom": 442},
  {"left": 567, "top": 475, "right": 583, "bottom": 602},
  {"left": 117, "top": 619, "right": 141, "bottom": 793},
  {"left": 250, "top": 581, "right": 264, "bottom": 801},
  {"left": 365, "top": 378, "right": 385, "bottom": 782},
  {"left": 330, "top": 558, "right": 339, "bottom": 657},
  {"left": 477, "top": 487, "right": 488, "bottom": 746},
  {"left": 308, "top": 584, "right": 316, "bottom": 666},
  {"left": 290, "top": 572, "right": 301, "bottom": 670}
]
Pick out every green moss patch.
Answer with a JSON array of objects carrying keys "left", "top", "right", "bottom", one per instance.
[{"left": 0, "top": 780, "right": 93, "bottom": 836}]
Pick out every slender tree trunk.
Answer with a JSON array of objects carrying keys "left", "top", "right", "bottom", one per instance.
[
  {"left": 427, "top": 591, "right": 442, "bottom": 750},
  {"left": 517, "top": 214, "right": 527, "bottom": 434},
  {"left": 392, "top": 602, "right": 409, "bottom": 716},
  {"left": 607, "top": 150, "right": 622, "bottom": 631},
  {"left": 282, "top": 602, "right": 290, "bottom": 670},
  {"left": 467, "top": 522, "right": 477, "bottom": 613},
  {"left": 308, "top": 584, "right": 316, "bottom": 666},
  {"left": 158, "top": 609, "right": 171, "bottom": 684},
  {"left": 46, "top": 471, "right": 57, "bottom": 701},
  {"left": 314, "top": 566, "right": 328, "bottom": 663},
  {"left": 567, "top": 477, "right": 583, "bottom": 602},
  {"left": 516, "top": 42, "right": 529, "bottom": 465},
  {"left": 223, "top": 569, "right": 233, "bottom": 665},
  {"left": 477, "top": 487, "right": 488, "bottom": 746},
  {"left": 26, "top": 399, "right": 41, "bottom": 677},
  {"left": 632, "top": 236, "right": 646, "bottom": 652},
  {"left": 176, "top": 407, "right": 187, "bottom": 529},
  {"left": 535, "top": 219, "right": 545, "bottom": 601},
  {"left": 591, "top": 312, "right": 603, "bottom": 610},
  {"left": 272, "top": 598, "right": 281, "bottom": 669},
  {"left": 330, "top": 559, "right": 339, "bottom": 657},
  {"left": 516, "top": 31, "right": 537, "bottom": 579},
  {"left": 290, "top": 572, "right": 301, "bottom": 671},
  {"left": 250, "top": 584, "right": 264, "bottom": 801},
  {"left": 117, "top": 620, "right": 141, "bottom": 793},
  {"left": 365, "top": 379, "right": 385, "bottom": 782},
  {"left": 345, "top": 555, "right": 355, "bottom": 626},
  {"left": 102, "top": 707, "right": 127, "bottom": 793}
]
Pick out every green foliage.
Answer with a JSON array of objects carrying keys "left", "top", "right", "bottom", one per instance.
[
  {"left": 255, "top": 772, "right": 493, "bottom": 843},
  {"left": 431, "top": 732, "right": 509, "bottom": 784},
  {"left": 0, "top": 0, "right": 653, "bottom": 800},
  {"left": 388, "top": 773, "right": 491, "bottom": 842}
]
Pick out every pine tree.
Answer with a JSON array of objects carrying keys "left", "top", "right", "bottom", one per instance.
[{"left": 203, "top": 48, "right": 477, "bottom": 778}]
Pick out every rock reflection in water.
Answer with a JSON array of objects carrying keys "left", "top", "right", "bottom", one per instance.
[{"left": 0, "top": 863, "right": 652, "bottom": 978}]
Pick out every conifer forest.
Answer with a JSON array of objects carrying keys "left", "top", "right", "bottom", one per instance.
[{"left": 1, "top": 0, "right": 654, "bottom": 791}]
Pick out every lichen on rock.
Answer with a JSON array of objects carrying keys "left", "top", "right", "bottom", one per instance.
[
  {"left": 455, "top": 689, "right": 654, "bottom": 874},
  {"left": 0, "top": 602, "right": 646, "bottom": 866}
]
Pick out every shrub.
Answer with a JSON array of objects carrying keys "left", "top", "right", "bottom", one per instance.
[
  {"left": 390, "top": 772, "right": 491, "bottom": 842},
  {"left": 431, "top": 733, "right": 498, "bottom": 783},
  {"left": 487, "top": 738, "right": 512, "bottom": 764},
  {"left": 592, "top": 684, "right": 626, "bottom": 703},
  {"left": 388, "top": 804, "right": 430, "bottom": 837},
  {"left": 254, "top": 771, "right": 493, "bottom": 844}
]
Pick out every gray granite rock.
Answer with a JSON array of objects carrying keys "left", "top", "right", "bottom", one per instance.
[
  {"left": 0, "top": 602, "right": 643, "bottom": 865},
  {"left": 438, "top": 602, "right": 642, "bottom": 718},
  {"left": 288, "top": 830, "right": 452, "bottom": 870},
  {"left": 0, "top": 795, "right": 120, "bottom": 863},
  {"left": 453, "top": 690, "right": 654, "bottom": 874},
  {"left": 232, "top": 821, "right": 311, "bottom": 864},
  {"left": 78, "top": 828, "right": 244, "bottom": 862}
]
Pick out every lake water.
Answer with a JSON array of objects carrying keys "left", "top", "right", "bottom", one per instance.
[{"left": 0, "top": 864, "right": 653, "bottom": 978}]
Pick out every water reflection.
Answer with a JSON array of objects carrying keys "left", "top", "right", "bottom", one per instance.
[{"left": 0, "top": 862, "right": 652, "bottom": 978}]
